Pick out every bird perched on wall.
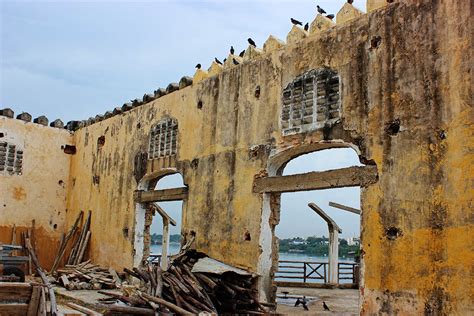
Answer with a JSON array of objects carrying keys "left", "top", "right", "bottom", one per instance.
[
  {"left": 295, "top": 296, "right": 309, "bottom": 311},
  {"left": 323, "top": 301, "right": 330, "bottom": 311},
  {"left": 230, "top": 46, "right": 235, "bottom": 55},
  {"left": 291, "top": 18, "right": 303, "bottom": 26},
  {"left": 326, "top": 14, "right": 335, "bottom": 20},
  {"left": 248, "top": 38, "right": 256, "bottom": 47},
  {"left": 347, "top": 0, "right": 354, "bottom": 4},
  {"left": 304, "top": 23, "right": 309, "bottom": 31},
  {"left": 214, "top": 57, "right": 222, "bottom": 65},
  {"left": 317, "top": 5, "right": 326, "bottom": 14},
  {"left": 239, "top": 50, "right": 245, "bottom": 57},
  {"left": 232, "top": 58, "right": 240, "bottom": 65},
  {"left": 195, "top": 63, "right": 201, "bottom": 69}
]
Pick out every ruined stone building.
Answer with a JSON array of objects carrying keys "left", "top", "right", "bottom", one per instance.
[{"left": 0, "top": 0, "right": 472, "bottom": 314}]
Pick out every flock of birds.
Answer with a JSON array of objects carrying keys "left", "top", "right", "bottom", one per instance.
[
  {"left": 294, "top": 296, "right": 331, "bottom": 312},
  {"left": 195, "top": 1, "right": 353, "bottom": 71}
]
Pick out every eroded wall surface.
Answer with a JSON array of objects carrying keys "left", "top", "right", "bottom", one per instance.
[
  {"left": 0, "top": 118, "right": 73, "bottom": 269},
  {"left": 1, "top": 0, "right": 470, "bottom": 314}
]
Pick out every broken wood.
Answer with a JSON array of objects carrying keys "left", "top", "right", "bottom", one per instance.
[
  {"left": 67, "top": 302, "right": 103, "bottom": 316},
  {"left": 329, "top": 201, "right": 361, "bottom": 214},
  {"left": 134, "top": 187, "right": 188, "bottom": 203},
  {"left": 253, "top": 165, "right": 378, "bottom": 193}
]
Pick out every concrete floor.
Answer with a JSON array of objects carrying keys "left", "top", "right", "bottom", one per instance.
[{"left": 276, "top": 287, "right": 359, "bottom": 315}]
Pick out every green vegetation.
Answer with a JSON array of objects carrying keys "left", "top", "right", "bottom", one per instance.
[
  {"left": 279, "top": 237, "right": 360, "bottom": 257},
  {"left": 151, "top": 233, "right": 181, "bottom": 245}
]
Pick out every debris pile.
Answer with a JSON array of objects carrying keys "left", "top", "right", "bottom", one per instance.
[
  {"left": 98, "top": 250, "right": 270, "bottom": 315},
  {"left": 55, "top": 260, "right": 122, "bottom": 290}
]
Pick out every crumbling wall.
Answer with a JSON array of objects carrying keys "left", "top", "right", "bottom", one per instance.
[
  {"left": 0, "top": 117, "right": 73, "bottom": 269},
  {"left": 0, "top": 0, "right": 468, "bottom": 314}
]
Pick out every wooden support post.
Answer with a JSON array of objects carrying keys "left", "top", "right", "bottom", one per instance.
[{"left": 161, "top": 218, "right": 170, "bottom": 271}]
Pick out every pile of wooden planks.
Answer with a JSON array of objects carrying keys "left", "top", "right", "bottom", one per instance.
[
  {"left": 98, "top": 250, "right": 270, "bottom": 315},
  {"left": 0, "top": 282, "right": 47, "bottom": 316},
  {"left": 55, "top": 260, "right": 122, "bottom": 291}
]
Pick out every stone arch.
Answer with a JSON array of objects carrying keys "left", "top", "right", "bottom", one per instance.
[
  {"left": 133, "top": 168, "right": 187, "bottom": 267},
  {"left": 257, "top": 141, "right": 365, "bottom": 303}
]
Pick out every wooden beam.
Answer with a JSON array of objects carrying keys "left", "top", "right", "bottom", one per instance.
[
  {"left": 152, "top": 203, "right": 177, "bottom": 226},
  {"left": 274, "top": 281, "right": 357, "bottom": 289},
  {"left": 329, "top": 201, "right": 361, "bottom": 215},
  {"left": 308, "top": 203, "right": 342, "bottom": 233},
  {"left": 253, "top": 165, "right": 378, "bottom": 193},
  {"left": 134, "top": 187, "right": 188, "bottom": 203}
]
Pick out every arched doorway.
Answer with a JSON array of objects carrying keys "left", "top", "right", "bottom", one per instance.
[
  {"left": 133, "top": 169, "right": 188, "bottom": 268},
  {"left": 257, "top": 142, "right": 377, "bottom": 310}
]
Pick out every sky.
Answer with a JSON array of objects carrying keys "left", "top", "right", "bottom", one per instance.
[
  {"left": 0, "top": 0, "right": 366, "bottom": 122},
  {"left": 1, "top": 0, "right": 365, "bottom": 238}
]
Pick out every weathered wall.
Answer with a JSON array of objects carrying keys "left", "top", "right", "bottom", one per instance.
[
  {"left": 1, "top": 0, "right": 469, "bottom": 314},
  {"left": 0, "top": 117, "right": 73, "bottom": 269}
]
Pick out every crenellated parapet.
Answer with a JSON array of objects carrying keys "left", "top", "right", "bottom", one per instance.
[{"left": 2, "top": 0, "right": 398, "bottom": 132}]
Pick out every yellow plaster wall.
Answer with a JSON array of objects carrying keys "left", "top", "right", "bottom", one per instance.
[
  {"left": 61, "top": 0, "right": 472, "bottom": 313},
  {"left": 0, "top": 118, "right": 73, "bottom": 269}
]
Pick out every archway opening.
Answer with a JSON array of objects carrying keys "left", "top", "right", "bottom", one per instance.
[{"left": 257, "top": 145, "right": 374, "bottom": 314}]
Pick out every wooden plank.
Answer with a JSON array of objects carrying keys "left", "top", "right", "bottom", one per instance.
[
  {"left": 67, "top": 302, "right": 103, "bottom": 316},
  {"left": 152, "top": 203, "right": 177, "bottom": 226},
  {"left": 27, "top": 286, "right": 41, "bottom": 316},
  {"left": 0, "top": 303, "right": 29, "bottom": 315},
  {"left": 274, "top": 281, "right": 357, "bottom": 289},
  {"left": 308, "top": 203, "right": 342, "bottom": 233},
  {"left": 253, "top": 165, "right": 378, "bottom": 193},
  {"left": 134, "top": 187, "right": 188, "bottom": 203},
  {"left": 0, "top": 282, "right": 32, "bottom": 300},
  {"left": 329, "top": 201, "right": 361, "bottom": 214}
]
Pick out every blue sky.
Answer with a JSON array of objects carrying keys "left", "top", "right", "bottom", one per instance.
[
  {"left": 1, "top": 0, "right": 365, "bottom": 238},
  {"left": 1, "top": 0, "right": 365, "bottom": 121}
]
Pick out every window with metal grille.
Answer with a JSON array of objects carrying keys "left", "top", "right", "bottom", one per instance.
[
  {"left": 281, "top": 68, "right": 340, "bottom": 136},
  {"left": 0, "top": 142, "right": 23, "bottom": 175},
  {"left": 148, "top": 118, "right": 178, "bottom": 159}
]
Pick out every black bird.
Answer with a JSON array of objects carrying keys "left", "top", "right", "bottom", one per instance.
[
  {"left": 326, "top": 14, "right": 335, "bottom": 20},
  {"left": 195, "top": 63, "right": 201, "bottom": 69},
  {"left": 304, "top": 22, "right": 309, "bottom": 31},
  {"left": 291, "top": 18, "right": 303, "bottom": 26},
  {"left": 317, "top": 5, "right": 326, "bottom": 14},
  {"left": 239, "top": 49, "right": 245, "bottom": 57},
  {"left": 295, "top": 296, "right": 309, "bottom": 311},
  {"left": 248, "top": 38, "right": 256, "bottom": 47},
  {"left": 230, "top": 46, "right": 235, "bottom": 55},
  {"left": 348, "top": 0, "right": 354, "bottom": 4},
  {"left": 323, "top": 301, "right": 330, "bottom": 311},
  {"left": 214, "top": 57, "right": 222, "bottom": 65},
  {"left": 232, "top": 58, "right": 240, "bottom": 65},
  {"left": 223, "top": 58, "right": 227, "bottom": 63}
]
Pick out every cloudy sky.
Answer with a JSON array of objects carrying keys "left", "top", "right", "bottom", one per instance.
[{"left": 1, "top": 0, "right": 365, "bottom": 238}]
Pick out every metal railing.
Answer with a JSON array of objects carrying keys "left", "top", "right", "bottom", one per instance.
[{"left": 275, "top": 260, "right": 359, "bottom": 285}]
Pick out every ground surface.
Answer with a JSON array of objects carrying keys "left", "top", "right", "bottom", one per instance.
[{"left": 276, "top": 287, "right": 359, "bottom": 315}]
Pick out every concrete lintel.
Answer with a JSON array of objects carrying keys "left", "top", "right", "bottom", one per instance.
[
  {"left": 253, "top": 165, "right": 378, "bottom": 193},
  {"left": 134, "top": 187, "right": 188, "bottom": 203},
  {"left": 308, "top": 203, "right": 342, "bottom": 233}
]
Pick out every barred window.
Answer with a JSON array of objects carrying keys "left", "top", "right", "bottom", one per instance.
[
  {"left": 0, "top": 142, "right": 23, "bottom": 175},
  {"left": 148, "top": 118, "right": 178, "bottom": 159},
  {"left": 281, "top": 68, "right": 340, "bottom": 136}
]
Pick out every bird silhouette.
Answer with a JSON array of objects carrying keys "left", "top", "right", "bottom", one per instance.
[
  {"left": 326, "top": 14, "right": 335, "bottom": 20},
  {"left": 195, "top": 63, "right": 201, "bottom": 69},
  {"left": 214, "top": 57, "right": 222, "bottom": 65},
  {"left": 239, "top": 50, "right": 245, "bottom": 57},
  {"left": 323, "top": 301, "right": 330, "bottom": 311},
  {"left": 295, "top": 296, "right": 309, "bottom": 311},
  {"left": 248, "top": 38, "right": 256, "bottom": 47},
  {"left": 291, "top": 18, "right": 303, "bottom": 26},
  {"left": 232, "top": 58, "right": 240, "bottom": 65},
  {"left": 347, "top": 0, "right": 354, "bottom": 4},
  {"left": 317, "top": 5, "right": 326, "bottom": 14},
  {"left": 223, "top": 58, "right": 227, "bottom": 63},
  {"left": 230, "top": 46, "right": 235, "bottom": 55},
  {"left": 304, "top": 23, "right": 309, "bottom": 31}
]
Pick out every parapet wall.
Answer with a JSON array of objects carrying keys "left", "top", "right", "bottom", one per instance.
[{"left": 0, "top": 0, "right": 472, "bottom": 314}]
